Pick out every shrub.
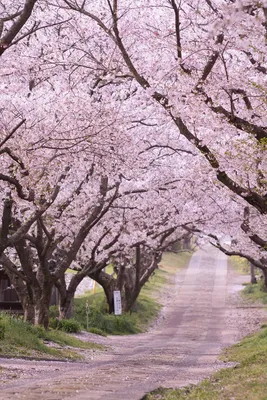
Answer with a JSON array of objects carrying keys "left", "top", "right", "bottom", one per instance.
[
  {"left": 74, "top": 303, "right": 140, "bottom": 335},
  {"left": 0, "top": 321, "right": 5, "bottom": 340},
  {"left": 87, "top": 327, "right": 107, "bottom": 336},
  {"left": 49, "top": 318, "right": 58, "bottom": 330},
  {"left": 49, "top": 318, "right": 81, "bottom": 333},
  {"left": 243, "top": 284, "right": 255, "bottom": 294},
  {"left": 49, "top": 305, "right": 59, "bottom": 319}
]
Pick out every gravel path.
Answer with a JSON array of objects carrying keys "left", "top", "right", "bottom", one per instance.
[{"left": 0, "top": 246, "right": 266, "bottom": 400}]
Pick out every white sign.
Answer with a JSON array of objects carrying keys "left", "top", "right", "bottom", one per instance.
[{"left": 113, "top": 290, "right": 122, "bottom": 315}]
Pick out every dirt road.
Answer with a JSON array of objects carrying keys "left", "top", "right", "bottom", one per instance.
[{"left": 0, "top": 246, "right": 266, "bottom": 400}]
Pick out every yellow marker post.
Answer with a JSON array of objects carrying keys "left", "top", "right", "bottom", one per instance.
[{"left": 93, "top": 280, "right": 96, "bottom": 294}]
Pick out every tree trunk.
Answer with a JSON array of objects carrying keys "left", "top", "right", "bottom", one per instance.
[
  {"left": 103, "top": 282, "right": 116, "bottom": 314},
  {"left": 22, "top": 300, "right": 35, "bottom": 323},
  {"left": 88, "top": 269, "right": 115, "bottom": 313},
  {"left": 34, "top": 300, "right": 50, "bottom": 328},
  {"left": 102, "top": 281, "right": 140, "bottom": 313},
  {"left": 122, "top": 287, "right": 140, "bottom": 312},
  {"left": 56, "top": 272, "right": 86, "bottom": 320},
  {"left": 250, "top": 262, "right": 257, "bottom": 284},
  {"left": 97, "top": 276, "right": 137, "bottom": 314},
  {"left": 0, "top": 265, "right": 36, "bottom": 323},
  {"left": 262, "top": 268, "right": 267, "bottom": 292},
  {"left": 58, "top": 298, "right": 74, "bottom": 320},
  {"left": 33, "top": 287, "right": 53, "bottom": 328}
]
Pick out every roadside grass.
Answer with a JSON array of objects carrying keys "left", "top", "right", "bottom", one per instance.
[
  {"left": 229, "top": 255, "right": 267, "bottom": 303},
  {"left": 242, "top": 280, "right": 267, "bottom": 304},
  {"left": 0, "top": 313, "right": 103, "bottom": 360},
  {"left": 143, "top": 325, "right": 267, "bottom": 400},
  {"left": 73, "top": 251, "right": 191, "bottom": 336}
]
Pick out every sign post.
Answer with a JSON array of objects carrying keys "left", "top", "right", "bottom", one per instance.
[{"left": 113, "top": 290, "right": 122, "bottom": 315}]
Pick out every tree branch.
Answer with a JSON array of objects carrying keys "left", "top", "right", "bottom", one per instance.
[
  {"left": 0, "top": 173, "right": 33, "bottom": 201},
  {"left": 0, "top": 0, "right": 38, "bottom": 55},
  {"left": 0, "top": 119, "right": 26, "bottom": 148}
]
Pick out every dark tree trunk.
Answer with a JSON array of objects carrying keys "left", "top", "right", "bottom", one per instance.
[
  {"left": 89, "top": 270, "right": 117, "bottom": 313},
  {"left": 22, "top": 299, "right": 35, "bottom": 323},
  {"left": 103, "top": 283, "right": 140, "bottom": 314},
  {"left": 103, "top": 283, "right": 116, "bottom": 314},
  {"left": 56, "top": 272, "right": 86, "bottom": 320},
  {"left": 58, "top": 298, "right": 74, "bottom": 320},
  {"left": 59, "top": 299, "right": 73, "bottom": 320},
  {"left": 101, "top": 282, "right": 138, "bottom": 314},
  {"left": 262, "top": 268, "right": 267, "bottom": 292},
  {"left": 250, "top": 262, "right": 257, "bottom": 284},
  {"left": 0, "top": 260, "right": 35, "bottom": 323},
  {"left": 34, "top": 301, "right": 50, "bottom": 328},
  {"left": 32, "top": 285, "right": 53, "bottom": 328},
  {"left": 122, "top": 286, "right": 140, "bottom": 312}
]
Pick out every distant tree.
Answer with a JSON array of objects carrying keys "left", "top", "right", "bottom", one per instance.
[{"left": 89, "top": 229, "right": 189, "bottom": 314}]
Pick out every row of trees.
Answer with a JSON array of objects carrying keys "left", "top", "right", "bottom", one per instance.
[{"left": 0, "top": 0, "right": 267, "bottom": 327}]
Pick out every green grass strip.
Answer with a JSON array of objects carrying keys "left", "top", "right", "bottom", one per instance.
[{"left": 0, "top": 313, "right": 102, "bottom": 360}]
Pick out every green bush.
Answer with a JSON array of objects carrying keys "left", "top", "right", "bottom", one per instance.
[
  {"left": 74, "top": 300, "right": 144, "bottom": 335},
  {"left": 49, "top": 318, "right": 81, "bottom": 333},
  {"left": 49, "top": 305, "right": 59, "bottom": 319},
  {"left": 18, "top": 320, "right": 46, "bottom": 338},
  {"left": 0, "top": 320, "right": 5, "bottom": 340},
  {"left": 49, "top": 318, "right": 58, "bottom": 330},
  {"left": 243, "top": 284, "right": 255, "bottom": 294},
  {"left": 87, "top": 327, "right": 107, "bottom": 336},
  {"left": 242, "top": 279, "right": 267, "bottom": 304}
]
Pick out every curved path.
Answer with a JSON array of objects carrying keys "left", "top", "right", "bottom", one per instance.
[{"left": 0, "top": 246, "right": 263, "bottom": 399}]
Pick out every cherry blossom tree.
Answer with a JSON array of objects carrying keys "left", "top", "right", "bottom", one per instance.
[
  {"left": 89, "top": 229, "right": 190, "bottom": 314},
  {"left": 53, "top": 0, "right": 267, "bottom": 295},
  {"left": 59, "top": 0, "right": 267, "bottom": 213},
  {"left": 1, "top": 173, "right": 122, "bottom": 326},
  {"left": 187, "top": 201, "right": 267, "bottom": 291},
  {"left": 2, "top": 0, "right": 267, "bottom": 326},
  {"left": 210, "top": 234, "right": 267, "bottom": 291}
]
